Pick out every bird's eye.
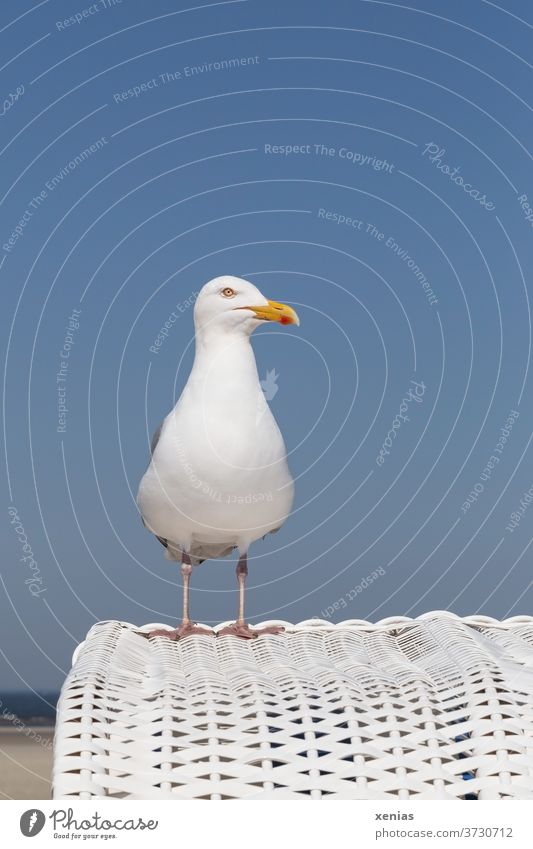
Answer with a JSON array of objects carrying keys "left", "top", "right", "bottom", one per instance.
[{"left": 221, "top": 287, "right": 236, "bottom": 298}]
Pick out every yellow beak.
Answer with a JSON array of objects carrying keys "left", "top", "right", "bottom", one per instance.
[{"left": 236, "top": 299, "right": 300, "bottom": 326}]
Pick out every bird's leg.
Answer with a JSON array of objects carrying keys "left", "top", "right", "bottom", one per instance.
[
  {"left": 237, "top": 553, "right": 247, "bottom": 626},
  {"left": 217, "top": 553, "right": 285, "bottom": 639},
  {"left": 181, "top": 555, "right": 193, "bottom": 623},
  {"left": 148, "top": 552, "right": 214, "bottom": 640}
]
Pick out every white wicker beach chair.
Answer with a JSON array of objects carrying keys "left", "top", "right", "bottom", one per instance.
[{"left": 52, "top": 613, "right": 533, "bottom": 800}]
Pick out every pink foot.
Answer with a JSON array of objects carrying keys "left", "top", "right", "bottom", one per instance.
[
  {"left": 147, "top": 622, "right": 214, "bottom": 640},
  {"left": 217, "top": 622, "right": 285, "bottom": 639}
]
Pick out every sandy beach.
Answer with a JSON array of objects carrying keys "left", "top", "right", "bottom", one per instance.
[{"left": 0, "top": 726, "right": 53, "bottom": 799}]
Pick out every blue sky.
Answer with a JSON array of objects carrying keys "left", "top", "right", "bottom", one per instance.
[{"left": 2, "top": 0, "right": 533, "bottom": 692}]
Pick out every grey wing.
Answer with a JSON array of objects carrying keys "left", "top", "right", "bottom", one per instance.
[
  {"left": 150, "top": 421, "right": 164, "bottom": 456},
  {"left": 140, "top": 420, "right": 168, "bottom": 550}
]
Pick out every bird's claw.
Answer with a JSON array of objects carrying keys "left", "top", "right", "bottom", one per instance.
[
  {"left": 146, "top": 622, "right": 214, "bottom": 640},
  {"left": 217, "top": 622, "right": 285, "bottom": 639}
]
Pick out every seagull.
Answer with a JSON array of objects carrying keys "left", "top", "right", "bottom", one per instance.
[{"left": 137, "top": 276, "right": 299, "bottom": 639}]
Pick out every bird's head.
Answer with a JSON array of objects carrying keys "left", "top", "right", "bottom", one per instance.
[{"left": 194, "top": 276, "right": 299, "bottom": 337}]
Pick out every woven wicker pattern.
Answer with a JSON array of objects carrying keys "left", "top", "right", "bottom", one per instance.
[{"left": 52, "top": 614, "right": 533, "bottom": 800}]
